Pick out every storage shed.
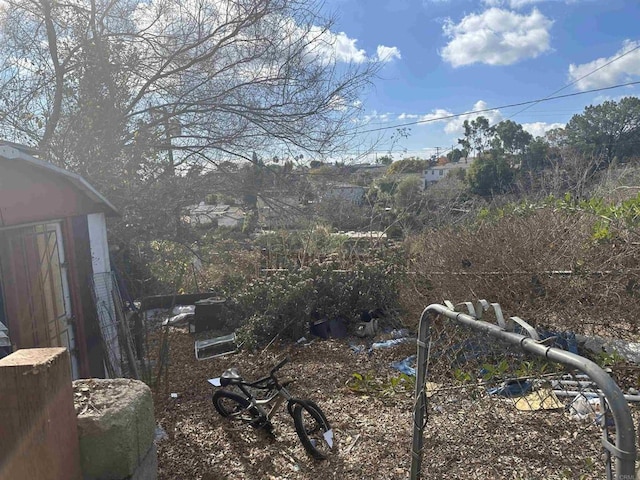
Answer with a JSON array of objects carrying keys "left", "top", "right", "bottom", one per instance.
[{"left": 0, "top": 141, "right": 118, "bottom": 378}]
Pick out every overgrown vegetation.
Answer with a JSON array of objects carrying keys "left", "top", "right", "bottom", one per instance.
[{"left": 233, "top": 257, "right": 404, "bottom": 348}]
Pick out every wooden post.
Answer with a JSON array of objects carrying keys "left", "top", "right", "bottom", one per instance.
[{"left": 0, "top": 348, "right": 82, "bottom": 480}]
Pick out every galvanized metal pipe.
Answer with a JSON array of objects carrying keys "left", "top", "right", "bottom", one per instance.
[{"left": 410, "top": 303, "right": 637, "bottom": 480}]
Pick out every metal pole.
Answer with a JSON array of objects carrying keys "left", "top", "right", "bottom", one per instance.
[
  {"left": 410, "top": 306, "right": 433, "bottom": 479},
  {"left": 410, "top": 303, "right": 637, "bottom": 480}
]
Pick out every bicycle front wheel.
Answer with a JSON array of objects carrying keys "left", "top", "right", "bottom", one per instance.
[{"left": 293, "top": 401, "right": 334, "bottom": 460}]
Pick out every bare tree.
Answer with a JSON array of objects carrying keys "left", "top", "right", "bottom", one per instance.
[
  {"left": 0, "top": 0, "right": 377, "bottom": 183},
  {"left": 0, "top": 0, "right": 379, "bottom": 252}
]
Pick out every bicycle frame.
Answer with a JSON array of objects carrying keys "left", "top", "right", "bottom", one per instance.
[
  {"left": 211, "top": 357, "right": 334, "bottom": 459},
  {"left": 234, "top": 381, "right": 294, "bottom": 421},
  {"left": 210, "top": 356, "right": 297, "bottom": 422}
]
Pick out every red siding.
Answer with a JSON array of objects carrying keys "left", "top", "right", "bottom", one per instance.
[{"left": 0, "top": 160, "right": 106, "bottom": 227}]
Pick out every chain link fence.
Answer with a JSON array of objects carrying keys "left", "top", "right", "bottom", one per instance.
[{"left": 411, "top": 301, "right": 637, "bottom": 480}]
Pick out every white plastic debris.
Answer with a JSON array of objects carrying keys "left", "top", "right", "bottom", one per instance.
[
  {"left": 568, "top": 393, "right": 602, "bottom": 422},
  {"left": 162, "top": 312, "right": 194, "bottom": 326},
  {"left": 171, "top": 305, "right": 196, "bottom": 316}
]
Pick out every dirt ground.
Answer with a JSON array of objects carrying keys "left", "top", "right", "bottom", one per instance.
[{"left": 148, "top": 324, "right": 640, "bottom": 480}]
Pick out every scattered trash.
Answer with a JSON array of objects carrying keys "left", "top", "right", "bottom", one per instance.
[
  {"left": 576, "top": 333, "right": 640, "bottom": 364},
  {"left": 349, "top": 344, "right": 366, "bottom": 354},
  {"left": 487, "top": 379, "right": 532, "bottom": 397},
  {"left": 162, "top": 312, "right": 194, "bottom": 327},
  {"left": 391, "top": 355, "right": 416, "bottom": 376},
  {"left": 513, "top": 388, "right": 564, "bottom": 411},
  {"left": 170, "top": 393, "right": 178, "bottom": 399},
  {"left": 370, "top": 337, "right": 411, "bottom": 350},
  {"left": 568, "top": 393, "right": 605, "bottom": 423},
  {"left": 171, "top": 305, "right": 196, "bottom": 316},
  {"left": 425, "top": 382, "right": 441, "bottom": 398},
  {"left": 195, "top": 332, "right": 238, "bottom": 360},
  {"left": 354, "top": 319, "right": 378, "bottom": 338},
  {"left": 310, "top": 315, "right": 348, "bottom": 339},
  {"left": 389, "top": 328, "right": 411, "bottom": 339}
]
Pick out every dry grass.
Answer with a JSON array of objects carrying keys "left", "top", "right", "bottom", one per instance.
[
  {"left": 150, "top": 327, "right": 637, "bottom": 480},
  {"left": 402, "top": 207, "right": 640, "bottom": 340}
]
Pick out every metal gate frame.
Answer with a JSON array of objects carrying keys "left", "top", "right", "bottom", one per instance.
[{"left": 410, "top": 301, "right": 637, "bottom": 480}]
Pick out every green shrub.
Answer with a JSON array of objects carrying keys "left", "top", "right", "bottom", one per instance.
[{"left": 234, "top": 258, "right": 403, "bottom": 348}]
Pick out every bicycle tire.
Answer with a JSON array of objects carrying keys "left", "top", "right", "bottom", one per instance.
[
  {"left": 212, "top": 390, "right": 270, "bottom": 430},
  {"left": 293, "top": 401, "right": 333, "bottom": 460}
]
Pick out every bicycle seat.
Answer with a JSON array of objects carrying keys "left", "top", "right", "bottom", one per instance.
[{"left": 220, "top": 367, "right": 242, "bottom": 386}]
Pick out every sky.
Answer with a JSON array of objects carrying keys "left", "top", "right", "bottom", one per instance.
[{"left": 319, "top": 0, "right": 640, "bottom": 161}]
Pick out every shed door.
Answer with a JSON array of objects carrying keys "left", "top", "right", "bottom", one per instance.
[{"left": 0, "top": 222, "right": 78, "bottom": 377}]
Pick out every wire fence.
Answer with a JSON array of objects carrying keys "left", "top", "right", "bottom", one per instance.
[
  {"left": 411, "top": 300, "right": 637, "bottom": 480},
  {"left": 91, "top": 271, "right": 140, "bottom": 379}
]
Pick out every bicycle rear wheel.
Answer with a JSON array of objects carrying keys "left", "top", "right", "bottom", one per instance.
[
  {"left": 212, "top": 391, "right": 271, "bottom": 430},
  {"left": 293, "top": 401, "right": 333, "bottom": 460}
]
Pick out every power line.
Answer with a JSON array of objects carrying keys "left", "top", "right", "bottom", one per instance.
[
  {"left": 506, "top": 42, "right": 640, "bottom": 121},
  {"left": 358, "top": 80, "right": 640, "bottom": 134}
]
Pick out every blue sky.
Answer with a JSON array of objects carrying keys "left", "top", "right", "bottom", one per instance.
[{"left": 320, "top": 0, "right": 640, "bottom": 161}]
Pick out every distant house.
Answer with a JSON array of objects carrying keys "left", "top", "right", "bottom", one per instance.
[
  {"left": 323, "top": 184, "right": 366, "bottom": 204},
  {"left": 423, "top": 160, "right": 474, "bottom": 188},
  {"left": 0, "top": 142, "right": 119, "bottom": 378},
  {"left": 184, "top": 203, "right": 245, "bottom": 229}
]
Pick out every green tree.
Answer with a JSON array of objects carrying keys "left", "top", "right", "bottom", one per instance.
[
  {"left": 394, "top": 176, "right": 423, "bottom": 209},
  {"left": 446, "top": 148, "right": 468, "bottom": 163},
  {"left": 466, "top": 154, "right": 514, "bottom": 196},
  {"left": 521, "top": 137, "right": 550, "bottom": 171},
  {"left": 565, "top": 97, "right": 640, "bottom": 166},
  {"left": 492, "top": 120, "right": 533, "bottom": 159},
  {"left": 386, "top": 157, "right": 429, "bottom": 175},
  {"left": 458, "top": 116, "right": 494, "bottom": 158}
]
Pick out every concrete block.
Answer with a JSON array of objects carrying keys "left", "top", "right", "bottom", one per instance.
[
  {"left": 74, "top": 379, "right": 155, "bottom": 480},
  {"left": 0, "top": 348, "right": 82, "bottom": 480},
  {"left": 132, "top": 445, "right": 158, "bottom": 480}
]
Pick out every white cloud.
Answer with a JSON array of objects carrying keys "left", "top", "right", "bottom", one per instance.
[
  {"left": 308, "top": 27, "right": 400, "bottom": 64},
  {"left": 568, "top": 39, "right": 640, "bottom": 91},
  {"left": 441, "top": 8, "right": 553, "bottom": 67},
  {"left": 376, "top": 45, "right": 401, "bottom": 62},
  {"left": 444, "top": 100, "right": 503, "bottom": 134},
  {"left": 399, "top": 100, "right": 503, "bottom": 134},
  {"left": 521, "top": 121, "right": 564, "bottom": 138},
  {"left": 364, "top": 110, "right": 393, "bottom": 123},
  {"left": 326, "top": 30, "right": 368, "bottom": 63},
  {"left": 397, "top": 108, "right": 454, "bottom": 125}
]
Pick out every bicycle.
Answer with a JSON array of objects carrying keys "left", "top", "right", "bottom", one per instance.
[{"left": 209, "top": 357, "right": 334, "bottom": 459}]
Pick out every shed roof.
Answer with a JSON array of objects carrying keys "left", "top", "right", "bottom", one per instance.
[{"left": 0, "top": 142, "right": 118, "bottom": 217}]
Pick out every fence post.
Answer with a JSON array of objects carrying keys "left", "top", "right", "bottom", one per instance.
[
  {"left": 0, "top": 348, "right": 82, "bottom": 480},
  {"left": 410, "top": 302, "right": 637, "bottom": 480}
]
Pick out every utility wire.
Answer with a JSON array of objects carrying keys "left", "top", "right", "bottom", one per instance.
[
  {"left": 359, "top": 80, "right": 640, "bottom": 134},
  {"left": 506, "top": 42, "right": 640, "bottom": 121}
]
